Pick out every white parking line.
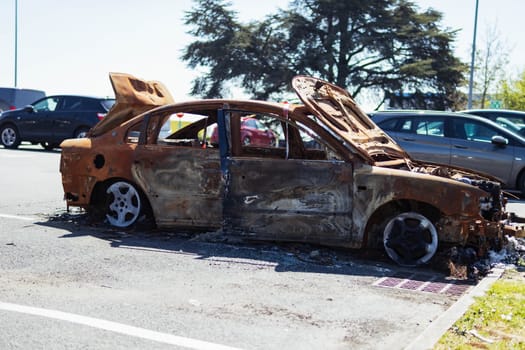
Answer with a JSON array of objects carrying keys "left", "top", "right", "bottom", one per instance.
[
  {"left": 0, "top": 153, "right": 34, "bottom": 158},
  {"left": 0, "top": 301, "right": 243, "bottom": 350},
  {"left": 0, "top": 213, "right": 36, "bottom": 221}
]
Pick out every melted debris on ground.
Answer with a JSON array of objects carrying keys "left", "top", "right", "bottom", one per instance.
[
  {"left": 47, "top": 210, "right": 525, "bottom": 280},
  {"left": 440, "top": 236, "right": 525, "bottom": 281}
]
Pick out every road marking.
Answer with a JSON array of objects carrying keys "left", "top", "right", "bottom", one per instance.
[
  {"left": 0, "top": 153, "right": 34, "bottom": 158},
  {"left": 0, "top": 301, "right": 243, "bottom": 350},
  {"left": 0, "top": 213, "right": 36, "bottom": 221}
]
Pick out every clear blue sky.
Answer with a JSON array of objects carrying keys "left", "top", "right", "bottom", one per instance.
[{"left": 0, "top": 0, "right": 523, "bottom": 101}]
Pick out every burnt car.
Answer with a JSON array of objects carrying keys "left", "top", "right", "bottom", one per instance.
[{"left": 60, "top": 73, "right": 521, "bottom": 266}]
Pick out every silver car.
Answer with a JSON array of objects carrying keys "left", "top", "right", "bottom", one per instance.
[
  {"left": 370, "top": 110, "right": 525, "bottom": 195},
  {"left": 462, "top": 109, "right": 525, "bottom": 137}
]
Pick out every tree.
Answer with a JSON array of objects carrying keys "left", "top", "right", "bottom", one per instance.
[
  {"left": 182, "top": 0, "right": 466, "bottom": 109},
  {"left": 499, "top": 70, "right": 525, "bottom": 110},
  {"left": 473, "top": 23, "right": 510, "bottom": 108}
]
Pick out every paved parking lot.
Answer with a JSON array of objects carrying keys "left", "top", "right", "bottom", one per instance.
[{"left": 0, "top": 145, "right": 522, "bottom": 349}]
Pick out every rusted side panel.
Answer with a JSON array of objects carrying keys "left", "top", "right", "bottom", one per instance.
[
  {"left": 352, "top": 165, "right": 491, "bottom": 245},
  {"left": 60, "top": 137, "right": 137, "bottom": 206},
  {"left": 132, "top": 146, "right": 223, "bottom": 229},
  {"left": 223, "top": 158, "right": 356, "bottom": 247}
]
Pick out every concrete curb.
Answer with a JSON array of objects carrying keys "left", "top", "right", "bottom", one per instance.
[{"left": 404, "top": 267, "right": 505, "bottom": 350}]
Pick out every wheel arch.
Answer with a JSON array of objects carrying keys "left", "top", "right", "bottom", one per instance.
[
  {"left": 73, "top": 125, "right": 91, "bottom": 138},
  {"left": 515, "top": 167, "right": 525, "bottom": 195},
  {"left": 88, "top": 177, "right": 154, "bottom": 223},
  {"left": 363, "top": 199, "right": 442, "bottom": 249},
  {"left": 0, "top": 121, "right": 19, "bottom": 133}
]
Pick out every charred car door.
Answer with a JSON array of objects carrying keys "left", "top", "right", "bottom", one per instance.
[
  {"left": 221, "top": 109, "right": 354, "bottom": 246},
  {"left": 132, "top": 112, "right": 224, "bottom": 229}
]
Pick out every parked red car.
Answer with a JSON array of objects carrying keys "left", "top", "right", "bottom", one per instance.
[{"left": 210, "top": 117, "right": 277, "bottom": 147}]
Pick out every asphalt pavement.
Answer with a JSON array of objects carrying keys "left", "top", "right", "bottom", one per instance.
[{"left": 1, "top": 144, "right": 525, "bottom": 349}]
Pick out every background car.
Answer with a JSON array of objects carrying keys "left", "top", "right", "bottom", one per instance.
[
  {"left": 0, "top": 87, "right": 45, "bottom": 112},
  {"left": 370, "top": 110, "right": 525, "bottom": 195},
  {"left": 209, "top": 116, "right": 277, "bottom": 147},
  {"left": 462, "top": 109, "right": 525, "bottom": 136},
  {"left": 0, "top": 95, "right": 115, "bottom": 150}
]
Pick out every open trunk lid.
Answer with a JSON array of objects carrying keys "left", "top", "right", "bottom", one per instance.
[{"left": 89, "top": 72, "right": 174, "bottom": 137}]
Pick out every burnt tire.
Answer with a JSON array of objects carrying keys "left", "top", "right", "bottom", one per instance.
[
  {"left": 0, "top": 124, "right": 21, "bottom": 149},
  {"left": 105, "top": 181, "right": 142, "bottom": 228},
  {"left": 383, "top": 212, "right": 438, "bottom": 266}
]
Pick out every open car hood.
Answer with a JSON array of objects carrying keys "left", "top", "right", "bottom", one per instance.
[
  {"left": 89, "top": 72, "right": 174, "bottom": 137},
  {"left": 292, "top": 75, "right": 410, "bottom": 165}
]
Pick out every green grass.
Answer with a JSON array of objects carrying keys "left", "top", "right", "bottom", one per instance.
[{"left": 435, "top": 268, "right": 525, "bottom": 349}]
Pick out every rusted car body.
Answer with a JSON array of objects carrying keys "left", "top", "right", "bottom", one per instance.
[{"left": 60, "top": 73, "right": 519, "bottom": 266}]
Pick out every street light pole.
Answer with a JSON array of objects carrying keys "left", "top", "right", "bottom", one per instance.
[
  {"left": 14, "top": 0, "right": 18, "bottom": 87},
  {"left": 467, "top": 0, "right": 479, "bottom": 109}
]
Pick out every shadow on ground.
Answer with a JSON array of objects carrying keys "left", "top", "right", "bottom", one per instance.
[{"left": 35, "top": 209, "right": 453, "bottom": 282}]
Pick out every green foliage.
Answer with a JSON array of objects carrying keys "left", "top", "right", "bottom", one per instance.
[
  {"left": 436, "top": 270, "right": 525, "bottom": 349},
  {"left": 182, "top": 0, "right": 466, "bottom": 109},
  {"left": 473, "top": 24, "right": 510, "bottom": 109},
  {"left": 499, "top": 70, "right": 525, "bottom": 110}
]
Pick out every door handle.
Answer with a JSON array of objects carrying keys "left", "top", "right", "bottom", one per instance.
[
  {"left": 401, "top": 137, "right": 415, "bottom": 141},
  {"left": 453, "top": 144, "right": 468, "bottom": 149}
]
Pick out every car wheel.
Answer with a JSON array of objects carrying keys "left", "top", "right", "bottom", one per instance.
[
  {"left": 105, "top": 181, "right": 142, "bottom": 228},
  {"left": 40, "top": 142, "right": 59, "bottom": 151},
  {"left": 74, "top": 127, "right": 90, "bottom": 138},
  {"left": 242, "top": 136, "right": 251, "bottom": 146},
  {"left": 383, "top": 212, "right": 438, "bottom": 266},
  {"left": 0, "top": 124, "right": 21, "bottom": 149}
]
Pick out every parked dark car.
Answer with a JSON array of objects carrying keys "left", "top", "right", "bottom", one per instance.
[
  {"left": 462, "top": 109, "right": 525, "bottom": 136},
  {"left": 0, "top": 87, "right": 45, "bottom": 112},
  {"left": 59, "top": 73, "right": 522, "bottom": 267},
  {"left": 0, "top": 95, "right": 115, "bottom": 150},
  {"left": 370, "top": 110, "right": 525, "bottom": 195}
]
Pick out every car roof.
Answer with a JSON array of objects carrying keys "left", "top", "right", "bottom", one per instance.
[
  {"left": 462, "top": 109, "right": 525, "bottom": 115},
  {"left": 370, "top": 109, "right": 525, "bottom": 143},
  {"left": 461, "top": 109, "right": 525, "bottom": 122},
  {"left": 36, "top": 95, "right": 114, "bottom": 101},
  {"left": 370, "top": 109, "right": 459, "bottom": 116},
  {"left": 93, "top": 73, "right": 411, "bottom": 166},
  {"left": 370, "top": 109, "right": 495, "bottom": 122}
]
